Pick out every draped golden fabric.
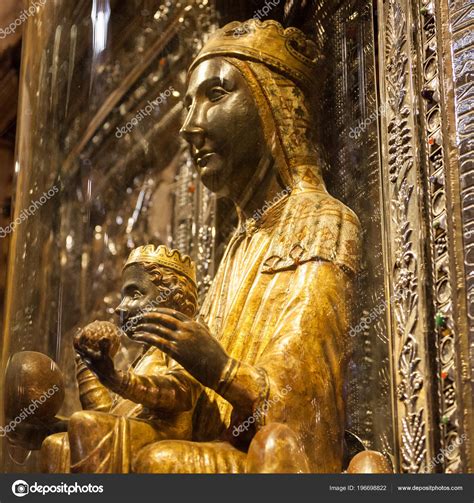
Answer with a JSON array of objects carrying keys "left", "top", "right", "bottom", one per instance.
[
  {"left": 145, "top": 184, "right": 361, "bottom": 473},
  {"left": 41, "top": 347, "right": 200, "bottom": 473}
]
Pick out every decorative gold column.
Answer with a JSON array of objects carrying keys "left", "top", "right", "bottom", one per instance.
[
  {"left": 377, "top": 0, "right": 439, "bottom": 473},
  {"left": 436, "top": 0, "right": 474, "bottom": 472},
  {"left": 378, "top": 0, "right": 474, "bottom": 473}
]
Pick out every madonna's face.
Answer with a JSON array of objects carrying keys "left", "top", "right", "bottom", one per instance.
[{"left": 180, "top": 58, "right": 266, "bottom": 198}]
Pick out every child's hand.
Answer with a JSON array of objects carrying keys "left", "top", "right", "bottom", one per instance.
[
  {"left": 76, "top": 337, "right": 117, "bottom": 382},
  {"left": 74, "top": 324, "right": 120, "bottom": 383},
  {"left": 131, "top": 308, "right": 230, "bottom": 390}
]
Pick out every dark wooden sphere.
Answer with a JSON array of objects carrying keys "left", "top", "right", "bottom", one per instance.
[{"left": 4, "top": 351, "right": 65, "bottom": 421}]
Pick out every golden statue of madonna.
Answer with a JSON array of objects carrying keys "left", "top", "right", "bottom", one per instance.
[
  {"left": 127, "top": 19, "right": 361, "bottom": 473},
  {"left": 9, "top": 19, "right": 364, "bottom": 473}
]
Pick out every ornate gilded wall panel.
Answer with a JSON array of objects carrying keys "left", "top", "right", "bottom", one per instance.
[
  {"left": 412, "top": 0, "right": 466, "bottom": 473},
  {"left": 172, "top": 149, "right": 216, "bottom": 299},
  {"left": 437, "top": 0, "right": 474, "bottom": 472},
  {"left": 378, "top": 0, "right": 439, "bottom": 472}
]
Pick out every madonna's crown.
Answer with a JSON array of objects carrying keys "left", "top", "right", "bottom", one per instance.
[
  {"left": 189, "top": 19, "right": 319, "bottom": 90},
  {"left": 125, "top": 245, "right": 197, "bottom": 285}
]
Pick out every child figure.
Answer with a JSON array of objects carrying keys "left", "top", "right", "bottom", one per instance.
[{"left": 41, "top": 245, "right": 203, "bottom": 473}]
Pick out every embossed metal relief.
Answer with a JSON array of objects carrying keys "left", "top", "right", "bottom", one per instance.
[
  {"left": 172, "top": 149, "right": 216, "bottom": 300},
  {"left": 416, "top": 0, "right": 463, "bottom": 473},
  {"left": 379, "top": 0, "right": 436, "bottom": 472},
  {"left": 443, "top": 0, "right": 474, "bottom": 471}
]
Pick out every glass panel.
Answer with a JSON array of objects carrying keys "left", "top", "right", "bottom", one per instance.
[
  {"left": 1, "top": 0, "right": 219, "bottom": 472},
  {"left": 322, "top": 1, "right": 394, "bottom": 460}
]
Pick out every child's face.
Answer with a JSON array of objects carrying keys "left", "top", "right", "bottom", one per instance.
[{"left": 115, "top": 264, "right": 165, "bottom": 332}]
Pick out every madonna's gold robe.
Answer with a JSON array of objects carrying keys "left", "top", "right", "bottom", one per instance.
[{"left": 135, "top": 183, "right": 361, "bottom": 473}]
